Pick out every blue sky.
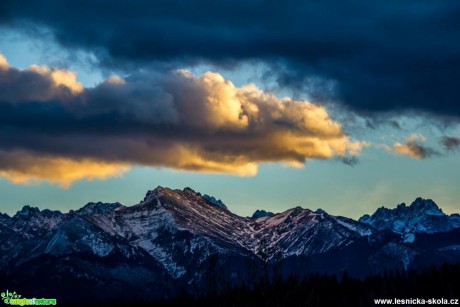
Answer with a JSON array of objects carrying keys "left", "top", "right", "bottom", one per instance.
[{"left": 0, "top": 2, "right": 459, "bottom": 218}]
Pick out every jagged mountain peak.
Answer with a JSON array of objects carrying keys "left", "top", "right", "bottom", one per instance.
[
  {"left": 74, "top": 201, "right": 124, "bottom": 216},
  {"left": 13, "top": 205, "right": 63, "bottom": 220},
  {"left": 250, "top": 209, "right": 274, "bottom": 219},
  {"left": 143, "top": 185, "right": 167, "bottom": 202},
  {"left": 143, "top": 186, "right": 203, "bottom": 201},
  {"left": 314, "top": 208, "right": 328, "bottom": 215},
  {"left": 203, "top": 194, "right": 228, "bottom": 210},
  {"left": 140, "top": 186, "right": 230, "bottom": 214},
  {"left": 7, "top": 205, "right": 65, "bottom": 239},
  {"left": 366, "top": 198, "right": 443, "bottom": 221},
  {"left": 253, "top": 206, "right": 334, "bottom": 225},
  {"left": 14, "top": 205, "right": 41, "bottom": 217},
  {"left": 359, "top": 198, "right": 459, "bottom": 237},
  {"left": 183, "top": 186, "right": 199, "bottom": 194},
  {"left": 258, "top": 207, "right": 315, "bottom": 225},
  {"left": 410, "top": 197, "right": 442, "bottom": 214}
]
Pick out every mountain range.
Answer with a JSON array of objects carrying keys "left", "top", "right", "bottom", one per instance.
[{"left": 0, "top": 186, "right": 459, "bottom": 303}]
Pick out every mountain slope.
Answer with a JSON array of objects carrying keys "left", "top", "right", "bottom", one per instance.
[
  {"left": 1, "top": 187, "right": 459, "bottom": 302},
  {"left": 248, "top": 207, "right": 374, "bottom": 261},
  {"left": 359, "top": 197, "right": 460, "bottom": 242}
]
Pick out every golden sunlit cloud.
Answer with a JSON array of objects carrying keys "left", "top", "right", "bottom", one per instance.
[
  {"left": 0, "top": 53, "right": 9, "bottom": 70},
  {"left": 0, "top": 151, "right": 129, "bottom": 188},
  {"left": 0, "top": 58, "right": 83, "bottom": 103},
  {"left": 105, "top": 75, "right": 126, "bottom": 85},
  {"left": 28, "top": 64, "right": 84, "bottom": 94},
  {"left": 393, "top": 134, "right": 438, "bottom": 159},
  {"left": 0, "top": 54, "right": 367, "bottom": 187}
]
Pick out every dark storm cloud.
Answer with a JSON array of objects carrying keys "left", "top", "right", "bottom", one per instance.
[
  {"left": 340, "top": 156, "right": 359, "bottom": 167},
  {"left": 0, "top": 57, "right": 365, "bottom": 186},
  {"left": 439, "top": 136, "right": 460, "bottom": 152},
  {"left": 1, "top": 0, "right": 460, "bottom": 117}
]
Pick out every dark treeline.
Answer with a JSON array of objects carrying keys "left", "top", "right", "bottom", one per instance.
[{"left": 56, "top": 262, "right": 460, "bottom": 307}]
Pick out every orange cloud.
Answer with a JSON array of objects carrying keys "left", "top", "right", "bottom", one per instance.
[
  {"left": 0, "top": 54, "right": 9, "bottom": 70},
  {"left": 0, "top": 58, "right": 83, "bottom": 103},
  {"left": 0, "top": 55, "right": 367, "bottom": 186},
  {"left": 0, "top": 151, "right": 129, "bottom": 188},
  {"left": 393, "top": 134, "right": 438, "bottom": 159},
  {"left": 28, "top": 65, "right": 83, "bottom": 94}
]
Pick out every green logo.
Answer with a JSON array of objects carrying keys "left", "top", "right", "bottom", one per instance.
[{"left": 1, "top": 290, "right": 56, "bottom": 306}]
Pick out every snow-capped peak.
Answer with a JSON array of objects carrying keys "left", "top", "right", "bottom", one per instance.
[{"left": 358, "top": 197, "right": 460, "bottom": 236}]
